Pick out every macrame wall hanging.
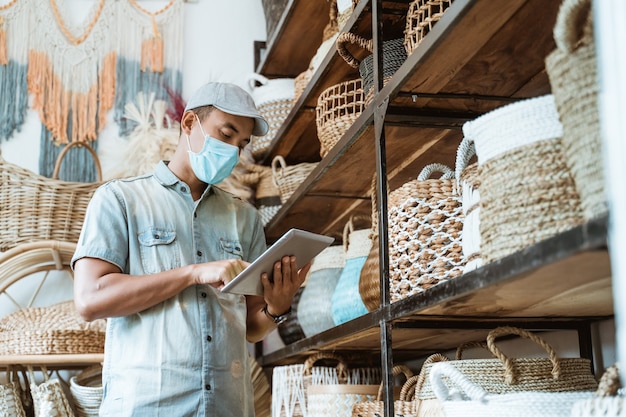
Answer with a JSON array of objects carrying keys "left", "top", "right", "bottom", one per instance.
[
  {"left": 28, "top": 0, "right": 117, "bottom": 182},
  {"left": 0, "top": 0, "right": 31, "bottom": 142},
  {"left": 115, "top": 0, "right": 184, "bottom": 136}
]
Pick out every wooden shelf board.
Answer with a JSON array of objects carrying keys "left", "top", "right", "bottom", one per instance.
[{"left": 0, "top": 354, "right": 104, "bottom": 369}]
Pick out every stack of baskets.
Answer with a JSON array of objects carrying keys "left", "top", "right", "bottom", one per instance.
[
  {"left": 271, "top": 156, "right": 318, "bottom": 204},
  {"left": 404, "top": 0, "right": 454, "bottom": 55}
]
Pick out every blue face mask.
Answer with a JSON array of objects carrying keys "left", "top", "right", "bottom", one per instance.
[{"left": 187, "top": 115, "right": 239, "bottom": 184}]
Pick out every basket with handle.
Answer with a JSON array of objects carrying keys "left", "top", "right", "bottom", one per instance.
[
  {"left": 0, "top": 142, "right": 102, "bottom": 252},
  {"left": 430, "top": 362, "right": 595, "bottom": 417},
  {"left": 404, "top": 0, "right": 454, "bottom": 55},
  {"left": 350, "top": 364, "right": 415, "bottom": 417},
  {"left": 388, "top": 163, "right": 465, "bottom": 303},
  {"left": 336, "top": 32, "right": 407, "bottom": 105},
  {"left": 417, "top": 326, "right": 599, "bottom": 401},
  {"left": 570, "top": 364, "right": 626, "bottom": 417},
  {"left": 316, "top": 78, "right": 365, "bottom": 158},
  {"left": 28, "top": 366, "right": 76, "bottom": 417},
  {"left": 545, "top": 0, "right": 606, "bottom": 221},
  {"left": 271, "top": 155, "right": 318, "bottom": 204},
  {"left": 248, "top": 74, "right": 295, "bottom": 160},
  {"left": 243, "top": 163, "right": 282, "bottom": 226},
  {"left": 0, "top": 367, "right": 27, "bottom": 417}
]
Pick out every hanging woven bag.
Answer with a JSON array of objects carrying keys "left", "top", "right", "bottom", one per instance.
[
  {"left": 297, "top": 244, "right": 345, "bottom": 337},
  {"left": 404, "top": 0, "right": 454, "bottom": 55},
  {"left": 28, "top": 366, "right": 76, "bottom": 417},
  {"left": 388, "top": 163, "right": 465, "bottom": 303},
  {"left": 358, "top": 174, "right": 384, "bottom": 312},
  {"left": 0, "top": 367, "right": 27, "bottom": 417},
  {"left": 570, "top": 364, "right": 625, "bottom": 417},
  {"left": 545, "top": 0, "right": 606, "bottom": 221},
  {"left": 463, "top": 94, "right": 584, "bottom": 264}
]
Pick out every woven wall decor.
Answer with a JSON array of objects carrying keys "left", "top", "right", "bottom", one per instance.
[{"left": 0, "top": 0, "right": 31, "bottom": 142}]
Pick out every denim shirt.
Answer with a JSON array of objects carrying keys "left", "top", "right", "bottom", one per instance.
[{"left": 72, "top": 161, "right": 266, "bottom": 417}]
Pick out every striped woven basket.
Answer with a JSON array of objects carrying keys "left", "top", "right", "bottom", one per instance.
[
  {"left": 70, "top": 365, "right": 103, "bottom": 417},
  {"left": 404, "top": 0, "right": 454, "bottom": 55},
  {"left": 388, "top": 163, "right": 465, "bottom": 303},
  {"left": 272, "top": 156, "right": 318, "bottom": 204}
]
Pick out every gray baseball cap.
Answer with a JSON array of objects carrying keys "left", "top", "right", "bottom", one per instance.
[{"left": 184, "top": 82, "right": 269, "bottom": 136}]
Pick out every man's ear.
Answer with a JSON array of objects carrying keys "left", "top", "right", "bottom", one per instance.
[{"left": 180, "top": 111, "right": 196, "bottom": 135}]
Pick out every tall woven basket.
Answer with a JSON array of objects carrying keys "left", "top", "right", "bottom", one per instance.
[
  {"left": 388, "top": 163, "right": 465, "bottom": 303},
  {"left": 272, "top": 156, "right": 318, "bottom": 204},
  {"left": 0, "top": 144, "right": 102, "bottom": 252},
  {"left": 404, "top": 0, "right": 454, "bottom": 55},
  {"left": 463, "top": 95, "right": 584, "bottom": 263},
  {"left": 316, "top": 78, "right": 366, "bottom": 158},
  {"left": 545, "top": 0, "right": 606, "bottom": 221},
  {"left": 248, "top": 74, "right": 295, "bottom": 161}
]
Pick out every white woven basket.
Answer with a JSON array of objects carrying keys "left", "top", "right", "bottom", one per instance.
[{"left": 430, "top": 362, "right": 595, "bottom": 417}]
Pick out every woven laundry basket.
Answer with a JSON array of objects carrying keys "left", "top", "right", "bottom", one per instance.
[
  {"left": 0, "top": 368, "right": 27, "bottom": 417},
  {"left": 463, "top": 95, "right": 584, "bottom": 264},
  {"left": 545, "top": 0, "right": 606, "bottom": 220},
  {"left": 242, "top": 163, "right": 282, "bottom": 226},
  {"left": 0, "top": 144, "right": 102, "bottom": 252},
  {"left": 331, "top": 217, "right": 372, "bottom": 325},
  {"left": 298, "top": 244, "right": 345, "bottom": 337},
  {"left": 404, "top": 0, "right": 454, "bottom": 55},
  {"left": 418, "top": 327, "right": 598, "bottom": 402},
  {"left": 387, "top": 163, "right": 465, "bottom": 303},
  {"left": 455, "top": 136, "right": 482, "bottom": 273},
  {"left": 272, "top": 156, "right": 318, "bottom": 204},
  {"left": 0, "top": 300, "right": 106, "bottom": 355},
  {"left": 350, "top": 365, "right": 415, "bottom": 417},
  {"left": 248, "top": 74, "right": 295, "bottom": 161},
  {"left": 316, "top": 78, "right": 366, "bottom": 158},
  {"left": 571, "top": 364, "right": 626, "bottom": 417},
  {"left": 70, "top": 365, "right": 103, "bottom": 417},
  {"left": 430, "top": 362, "right": 595, "bottom": 417},
  {"left": 336, "top": 33, "right": 407, "bottom": 105}
]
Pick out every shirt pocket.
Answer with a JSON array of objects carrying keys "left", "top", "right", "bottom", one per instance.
[
  {"left": 138, "top": 227, "right": 181, "bottom": 274},
  {"left": 219, "top": 238, "right": 244, "bottom": 260}
]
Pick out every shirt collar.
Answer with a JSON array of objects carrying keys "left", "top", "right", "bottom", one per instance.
[{"left": 154, "top": 160, "right": 215, "bottom": 197}]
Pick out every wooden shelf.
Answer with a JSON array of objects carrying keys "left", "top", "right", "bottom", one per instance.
[
  {"left": 260, "top": 217, "right": 612, "bottom": 366},
  {"left": 0, "top": 354, "right": 104, "bottom": 370}
]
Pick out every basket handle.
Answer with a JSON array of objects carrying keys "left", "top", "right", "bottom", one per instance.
[
  {"left": 336, "top": 32, "right": 373, "bottom": 69},
  {"left": 375, "top": 364, "right": 414, "bottom": 401},
  {"left": 552, "top": 0, "right": 592, "bottom": 53},
  {"left": 342, "top": 216, "right": 355, "bottom": 253},
  {"left": 322, "top": 0, "right": 339, "bottom": 42},
  {"left": 302, "top": 351, "right": 348, "bottom": 378},
  {"left": 486, "top": 326, "right": 561, "bottom": 384},
  {"left": 429, "top": 362, "right": 488, "bottom": 402},
  {"left": 413, "top": 353, "right": 449, "bottom": 402},
  {"left": 595, "top": 364, "right": 620, "bottom": 397},
  {"left": 247, "top": 73, "right": 269, "bottom": 91},
  {"left": 52, "top": 142, "right": 102, "bottom": 182},
  {"left": 454, "top": 136, "right": 476, "bottom": 193},
  {"left": 271, "top": 155, "right": 287, "bottom": 188},
  {"left": 455, "top": 341, "right": 489, "bottom": 360},
  {"left": 417, "top": 163, "right": 454, "bottom": 181}
]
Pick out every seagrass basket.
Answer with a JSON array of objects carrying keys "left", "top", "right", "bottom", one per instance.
[
  {"left": 404, "top": 0, "right": 454, "bottom": 55},
  {"left": 545, "top": 0, "right": 606, "bottom": 220},
  {"left": 0, "top": 143, "right": 102, "bottom": 252},
  {"left": 316, "top": 78, "right": 365, "bottom": 158},
  {"left": 388, "top": 163, "right": 465, "bottom": 303},
  {"left": 0, "top": 300, "right": 106, "bottom": 355},
  {"left": 271, "top": 156, "right": 318, "bottom": 204},
  {"left": 350, "top": 365, "right": 414, "bottom": 417},
  {"left": 242, "top": 163, "right": 282, "bottom": 226}
]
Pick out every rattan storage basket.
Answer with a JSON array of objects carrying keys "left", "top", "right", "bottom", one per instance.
[
  {"left": 0, "top": 300, "right": 106, "bottom": 355},
  {"left": 388, "top": 163, "right": 465, "bottom": 303},
  {"left": 271, "top": 156, "right": 318, "bottom": 204},
  {"left": 316, "top": 78, "right": 365, "bottom": 158},
  {"left": 404, "top": 0, "right": 454, "bottom": 55},
  {"left": 0, "top": 144, "right": 102, "bottom": 252}
]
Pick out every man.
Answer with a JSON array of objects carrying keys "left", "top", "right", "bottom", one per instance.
[{"left": 72, "top": 82, "right": 309, "bottom": 416}]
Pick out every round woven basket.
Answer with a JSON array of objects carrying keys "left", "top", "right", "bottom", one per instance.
[
  {"left": 316, "top": 78, "right": 365, "bottom": 158},
  {"left": 545, "top": 0, "right": 606, "bottom": 220},
  {"left": 242, "top": 163, "right": 282, "bottom": 226},
  {"left": 404, "top": 0, "right": 454, "bottom": 55},
  {"left": 70, "top": 365, "right": 103, "bottom": 417},
  {"left": 388, "top": 163, "right": 465, "bottom": 303},
  {"left": 271, "top": 156, "right": 318, "bottom": 204},
  {"left": 0, "top": 300, "right": 106, "bottom": 355}
]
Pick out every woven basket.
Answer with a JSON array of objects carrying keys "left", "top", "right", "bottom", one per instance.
[
  {"left": 316, "top": 79, "right": 366, "bottom": 158},
  {"left": 455, "top": 136, "right": 482, "bottom": 272},
  {"left": 0, "top": 143, "right": 102, "bottom": 252},
  {"left": 418, "top": 327, "right": 599, "bottom": 401},
  {"left": 243, "top": 163, "right": 282, "bottom": 226},
  {"left": 430, "top": 362, "right": 595, "bottom": 417},
  {"left": 337, "top": 0, "right": 358, "bottom": 29},
  {"left": 404, "top": 0, "right": 454, "bottom": 55},
  {"left": 250, "top": 355, "right": 272, "bottom": 417},
  {"left": 571, "top": 364, "right": 625, "bottom": 417},
  {"left": 248, "top": 74, "right": 295, "bottom": 161},
  {"left": 272, "top": 156, "right": 318, "bottom": 204},
  {"left": 463, "top": 95, "right": 584, "bottom": 263},
  {"left": 278, "top": 285, "right": 307, "bottom": 345},
  {"left": 298, "top": 244, "right": 345, "bottom": 337},
  {"left": 336, "top": 33, "right": 407, "bottom": 105},
  {"left": 331, "top": 217, "right": 372, "bottom": 325},
  {"left": 0, "top": 300, "right": 106, "bottom": 355},
  {"left": 351, "top": 365, "right": 415, "bottom": 417},
  {"left": 545, "top": 0, "right": 606, "bottom": 221},
  {"left": 70, "top": 365, "right": 103, "bottom": 417},
  {"left": 0, "top": 368, "right": 27, "bottom": 417},
  {"left": 388, "top": 163, "right": 465, "bottom": 303},
  {"left": 28, "top": 366, "right": 76, "bottom": 417}
]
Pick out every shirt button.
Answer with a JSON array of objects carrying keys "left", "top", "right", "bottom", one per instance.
[
  {"left": 197, "top": 250, "right": 202, "bottom": 257},
  {"left": 205, "top": 384, "right": 211, "bottom": 391},
  {"left": 201, "top": 292, "right": 207, "bottom": 298},
  {"left": 194, "top": 212, "right": 197, "bottom": 218},
  {"left": 181, "top": 186, "right": 187, "bottom": 193},
  {"left": 154, "top": 234, "right": 160, "bottom": 239},
  {"left": 206, "top": 335, "right": 212, "bottom": 342}
]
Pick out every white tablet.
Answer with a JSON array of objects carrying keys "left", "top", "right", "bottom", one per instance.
[{"left": 221, "top": 228, "right": 334, "bottom": 296}]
